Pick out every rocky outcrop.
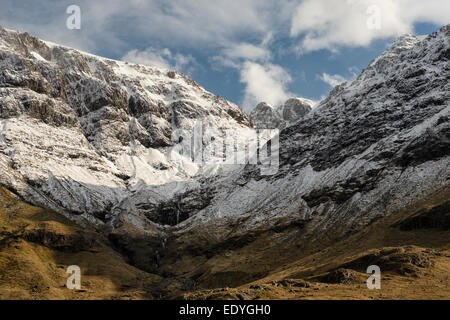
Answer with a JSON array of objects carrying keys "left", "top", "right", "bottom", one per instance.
[
  {"left": 282, "top": 98, "right": 313, "bottom": 123},
  {"left": 250, "top": 102, "right": 282, "bottom": 129},
  {"left": 23, "top": 223, "right": 97, "bottom": 252},
  {"left": 250, "top": 98, "right": 313, "bottom": 129},
  {"left": 318, "top": 268, "right": 358, "bottom": 284},
  {"left": 340, "top": 247, "right": 435, "bottom": 277},
  {"left": 395, "top": 201, "right": 450, "bottom": 231}
]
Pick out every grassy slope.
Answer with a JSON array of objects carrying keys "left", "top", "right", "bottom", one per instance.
[
  {"left": 0, "top": 185, "right": 449, "bottom": 300},
  {"left": 0, "top": 187, "right": 162, "bottom": 299}
]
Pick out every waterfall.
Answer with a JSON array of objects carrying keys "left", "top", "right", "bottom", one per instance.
[{"left": 176, "top": 194, "right": 182, "bottom": 225}]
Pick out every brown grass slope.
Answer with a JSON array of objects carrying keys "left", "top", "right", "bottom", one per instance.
[
  {"left": 0, "top": 185, "right": 449, "bottom": 300},
  {"left": 0, "top": 187, "right": 164, "bottom": 299}
]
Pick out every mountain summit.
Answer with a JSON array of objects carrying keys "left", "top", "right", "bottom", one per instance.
[{"left": 250, "top": 97, "right": 314, "bottom": 129}]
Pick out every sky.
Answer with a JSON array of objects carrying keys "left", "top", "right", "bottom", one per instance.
[{"left": 0, "top": 0, "right": 449, "bottom": 112}]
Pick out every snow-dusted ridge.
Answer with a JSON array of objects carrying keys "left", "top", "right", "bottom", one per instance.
[
  {"left": 172, "top": 26, "right": 450, "bottom": 247},
  {"left": 250, "top": 97, "right": 314, "bottom": 129},
  {"left": 0, "top": 25, "right": 251, "bottom": 228}
]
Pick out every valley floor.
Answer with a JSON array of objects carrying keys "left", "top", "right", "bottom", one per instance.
[{"left": 0, "top": 186, "right": 449, "bottom": 300}]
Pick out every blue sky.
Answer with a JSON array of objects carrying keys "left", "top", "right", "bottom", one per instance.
[{"left": 0, "top": 1, "right": 448, "bottom": 112}]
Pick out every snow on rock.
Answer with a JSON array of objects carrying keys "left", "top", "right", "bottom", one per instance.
[
  {"left": 1, "top": 24, "right": 450, "bottom": 263},
  {"left": 250, "top": 98, "right": 313, "bottom": 129},
  {"left": 0, "top": 26, "right": 251, "bottom": 227},
  {"left": 172, "top": 25, "right": 450, "bottom": 251}
]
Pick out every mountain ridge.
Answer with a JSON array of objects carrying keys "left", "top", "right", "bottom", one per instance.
[
  {"left": 0, "top": 25, "right": 449, "bottom": 298},
  {"left": 250, "top": 97, "right": 314, "bottom": 129}
]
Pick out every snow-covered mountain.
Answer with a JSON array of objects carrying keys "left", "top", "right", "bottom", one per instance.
[
  {"left": 177, "top": 27, "right": 450, "bottom": 248},
  {"left": 0, "top": 26, "right": 253, "bottom": 228},
  {"left": 1, "top": 25, "right": 449, "bottom": 280},
  {"left": 250, "top": 98, "right": 313, "bottom": 129}
]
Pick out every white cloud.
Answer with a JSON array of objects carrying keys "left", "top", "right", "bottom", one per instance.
[
  {"left": 211, "top": 42, "right": 272, "bottom": 72},
  {"left": 122, "top": 48, "right": 172, "bottom": 69},
  {"left": 318, "top": 66, "right": 360, "bottom": 88},
  {"left": 240, "top": 61, "right": 292, "bottom": 112},
  {"left": 210, "top": 42, "right": 271, "bottom": 70},
  {"left": 2, "top": 0, "right": 449, "bottom": 56},
  {"left": 223, "top": 43, "right": 271, "bottom": 62},
  {"left": 86, "top": 0, "right": 287, "bottom": 51},
  {"left": 0, "top": 0, "right": 295, "bottom": 54},
  {"left": 210, "top": 40, "right": 291, "bottom": 112},
  {"left": 209, "top": 56, "right": 240, "bottom": 70},
  {"left": 172, "top": 53, "right": 197, "bottom": 73},
  {"left": 291, "top": 0, "right": 450, "bottom": 52},
  {"left": 319, "top": 73, "right": 349, "bottom": 88},
  {"left": 121, "top": 48, "right": 196, "bottom": 73}
]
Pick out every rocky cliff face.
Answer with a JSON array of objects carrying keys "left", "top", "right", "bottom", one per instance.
[
  {"left": 1, "top": 25, "right": 450, "bottom": 287},
  {"left": 0, "top": 26, "right": 251, "bottom": 228},
  {"left": 250, "top": 98, "right": 313, "bottom": 129},
  {"left": 157, "top": 25, "right": 450, "bottom": 278}
]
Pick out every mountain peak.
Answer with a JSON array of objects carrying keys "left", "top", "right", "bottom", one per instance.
[{"left": 250, "top": 97, "right": 313, "bottom": 129}]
